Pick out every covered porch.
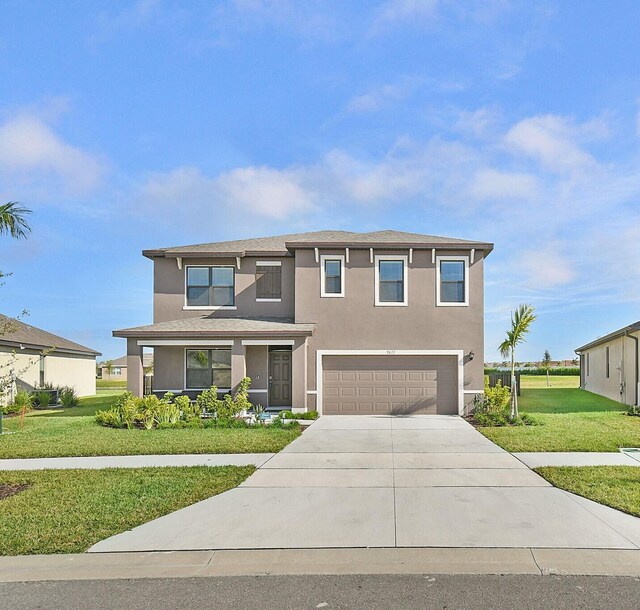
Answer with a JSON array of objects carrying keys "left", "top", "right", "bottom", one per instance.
[{"left": 114, "top": 317, "right": 314, "bottom": 412}]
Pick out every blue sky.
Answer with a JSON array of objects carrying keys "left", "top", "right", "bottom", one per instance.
[{"left": 1, "top": 0, "right": 639, "bottom": 362}]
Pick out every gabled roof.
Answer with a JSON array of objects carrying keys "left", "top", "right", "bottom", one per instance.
[
  {"left": 0, "top": 315, "right": 101, "bottom": 357},
  {"left": 113, "top": 316, "right": 315, "bottom": 338},
  {"left": 143, "top": 230, "right": 493, "bottom": 259},
  {"left": 575, "top": 321, "right": 640, "bottom": 353},
  {"left": 102, "top": 354, "right": 153, "bottom": 368}
]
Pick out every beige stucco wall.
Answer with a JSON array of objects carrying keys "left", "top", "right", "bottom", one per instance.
[
  {"left": 101, "top": 366, "right": 127, "bottom": 381},
  {"left": 581, "top": 331, "right": 639, "bottom": 405},
  {"left": 294, "top": 248, "right": 485, "bottom": 399},
  {"left": 0, "top": 347, "right": 96, "bottom": 404},
  {"left": 153, "top": 256, "right": 295, "bottom": 323}
]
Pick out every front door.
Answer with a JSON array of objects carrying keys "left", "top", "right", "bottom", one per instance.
[{"left": 269, "top": 350, "right": 292, "bottom": 407}]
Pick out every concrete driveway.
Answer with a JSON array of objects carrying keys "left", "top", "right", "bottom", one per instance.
[{"left": 90, "top": 416, "right": 640, "bottom": 552}]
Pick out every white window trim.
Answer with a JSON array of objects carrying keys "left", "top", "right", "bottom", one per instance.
[
  {"left": 436, "top": 255, "right": 469, "bottom": 307},
  {"left": 184, "top": 264, "right": 236, "bottom": 309},
  {"left": 315, "top": 349, "right": 465, "bottom": 416},
  {"left": 241, "top": 339, "right": 295, "bottom": 346},
  {"left": 256, "top": 260, "right": 282, "bottom": 266},
  {"left": 320, "top": 254, "right": 345, "bottom": 298},
  {"left": 374, "top": 254, "right": 408, "bottom": 307},
  {"left": 256, "top": 298, "right": 282, "bottom": 303}
]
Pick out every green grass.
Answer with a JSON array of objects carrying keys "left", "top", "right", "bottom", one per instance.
[
  {"left": 479, "top": 388, "right": 640, "bottom": 452},
  {"left": 0, "top": 394, "right": 301, "bottom": 458},
  {"left": 535, "top": 466, "right": 640, "bottom": 517},
  {"left": 96, "top": 379, "right": 127, "bottom": 389},
  {"left": 519, "top": 375, "right": 580, "bottom": 389},
  {"left": 0, "top": 466, "right": 254, "bottom": 555}
]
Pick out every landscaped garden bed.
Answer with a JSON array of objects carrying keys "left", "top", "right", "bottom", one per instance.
[
  {"left": 0, "top": 393, "right": 301, "bottom": 459},
  {"left": 0, "top": 466, "right": 254, "bottom": 555}
]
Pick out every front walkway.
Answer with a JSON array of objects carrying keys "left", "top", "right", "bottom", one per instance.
[{"left": 90, "top": 415, "right": 640, "bottom": 552}]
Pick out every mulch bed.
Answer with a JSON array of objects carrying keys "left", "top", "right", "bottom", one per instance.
[{"left": 0, "top": 483, "right": 31, "bottom": 500}]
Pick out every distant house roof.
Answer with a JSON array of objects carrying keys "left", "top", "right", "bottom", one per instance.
[
  {"left": 0, "top": 315, "right": 101, "bottom": 357},
  {"left": 113, "top": 316, "right": 315, "bottom": 338},
  {"left": 103, "top": 354, "right": 153, "bottom": 368},
  {"left": 575, "top": 321, "right": 640, "bottom": 353},
  {"left": 142, "top": 230, "right": 494, "bottom": 259}
]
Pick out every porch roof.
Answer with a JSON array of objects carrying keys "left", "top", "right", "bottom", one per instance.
[{"left": 113, "top": 316, "right": 315, "bottom": 339}]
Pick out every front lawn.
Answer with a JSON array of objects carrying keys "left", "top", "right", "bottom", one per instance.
[
  {"left": 0, "top": 394, "right": 301, "bottom": 458},
  {"left": 479, "top": 389, "right": 640, "bottom": 452},
  {"left": 0, "top": 466, "right": 254, "bottom": 555},
  {"left": 535, "top": 466, "right": 640, "bottom": 518},
  {"left": 97, "top": 379, "right": 128, "bottom": 389}
]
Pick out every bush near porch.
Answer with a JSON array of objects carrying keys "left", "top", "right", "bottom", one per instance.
[{"left": 0, "top": 393, "right": 300, "bottom": 459}]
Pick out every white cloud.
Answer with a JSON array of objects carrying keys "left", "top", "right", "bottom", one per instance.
[
  {"left": 0, "top": 114, "right": 105, "bottom": 195},
  {"left": 519, "top": 245, "right": 576, "bottom": 289},
  {"left": 374, "top": 0, "right": 440, "bottom": 25},
  {"left": 467, "top": 168, "right": 539, "bottom": 201},
  {"left": 346, "top": 84, "right": 408, "bottom": 113},
  {"left": 504, "top": 115, "right": 600, "bottom": 175}
]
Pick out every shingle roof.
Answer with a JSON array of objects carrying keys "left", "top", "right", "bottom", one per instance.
[
  {"left": 103, "top": 354, "right": 153, "bottom": 367},
  {"left": 143, "top": 230, "right": 493, "bottom": 258},
  {"left": 113, "top": 316, "right": 315, "bottom": 338},
  {"left": 0, "top": 315, "right": 101, "bottom": 356},
  {"left": 575, "top": 321, "right": 640, "bottom": 353}
]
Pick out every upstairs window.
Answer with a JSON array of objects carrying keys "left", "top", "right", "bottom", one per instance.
[
  {"left": 320, "top": 255, "right": 345, "bottom": 297},
  {"left": 186, "top": 266, "right": 234, "bottom": 307},
  {"left": 185, "top": 348, "right": 232, "bottom": 389},
  {"left": 256, "top": 262, "right": 282, "bottom": 301},
  {"left": 437, "top": 256, "right": 469, "bottom": 306},
  {"left": 375, "top": 255, "right": 407, "bottom": 306}
]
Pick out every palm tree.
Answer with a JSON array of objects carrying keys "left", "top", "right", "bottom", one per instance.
[
  {"left": 498, "top": 304, "right": 536, "bottom": 418},
  {"left": 0, "top": 202, "right": 32, "bottom": 239},
  {"left": 541, "top": 349, "right": 552, "bottom": 387}
]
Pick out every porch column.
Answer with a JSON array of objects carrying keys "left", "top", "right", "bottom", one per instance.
[
  {"left": 292, "top": 337, "right": 307, "bottom": 411},
  {"left": 231, "top": 340, "right": 246, "bottom": 392},
  {"left": 127, "top": 338, "right": 144, "bottom": 397}
]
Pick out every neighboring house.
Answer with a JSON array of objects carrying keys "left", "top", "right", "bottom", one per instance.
[
  {"left": 114, "top": 230, "right": 493, "bottom": 415},
  {"left": 575, "top": 321, "right": 640, "bottom": 406},
  {"left": 100, "top": 354, "right": 153, "bottom": 381},
  {"left": 0, "top": 314, "right": 100, "bottom": 405}
]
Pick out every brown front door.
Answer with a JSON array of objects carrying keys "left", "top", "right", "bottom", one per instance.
[{"left": 269, "top": 350, "right": 292, "bottom": 407}]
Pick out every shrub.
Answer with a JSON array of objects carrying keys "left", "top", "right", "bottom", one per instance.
[
  {"left": 472, "top": 379, "right": 535, "bottom": 427},
  {"left": 3, "top": 390, "right": 33, "bottom": 416},
  {"left": 175, "top": 395, "right": 201, "bottom": 420},
  {"left": 280, "top": 410, "right": 318, "bottom": 420},
  {"left": 58, "top": 386, "right": 79, "bottom": 408},
  {"left": 195, "top": 386, "right": 220, "bottom": 415},
  {"left": 33, "top": 390, "right": 53, "bottom": 409},
  {"left": 627, "top": 405, "right": 640, "bottom": 417}
]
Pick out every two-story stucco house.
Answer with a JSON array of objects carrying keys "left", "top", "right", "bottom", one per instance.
[{"left": 114, "top": 230, "right": 493, "bottom": 415}]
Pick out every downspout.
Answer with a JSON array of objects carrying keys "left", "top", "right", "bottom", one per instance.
[{"left": 626, "top": 331, "right": 639, "bottom": 406}]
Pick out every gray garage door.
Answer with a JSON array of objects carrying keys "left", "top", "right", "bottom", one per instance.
[{"left": 322, "top": 355, "right": 458, "bottom": 415}]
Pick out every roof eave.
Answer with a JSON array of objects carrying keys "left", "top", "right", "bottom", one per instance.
[
  {"left": 284, "top": 240, "right": 494, "bottom": 252},
  {"left": 113, "top": 330, "right": 314, "bottom": 339},
  {"left": 0, "top": 339, "right": 101, "bottom": 357},
  {"left": 575, "top": 323, "right": 640, "bottom": 353}
]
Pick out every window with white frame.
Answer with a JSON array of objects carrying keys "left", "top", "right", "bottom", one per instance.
[
  {"left": 436, "top": 256, "right": 469, "bottom": 306},
  {"left": 186, "top": 266, "right": 235, "bottom": 307},
  {"left": 375, "top": 255, "right": 407, "bottom": 306},
  {"left": 320, "top": 254, "right": 345, "bottom": 297},
  {"left": 185, "top": 348, "right": 232, "bottom": 389}
]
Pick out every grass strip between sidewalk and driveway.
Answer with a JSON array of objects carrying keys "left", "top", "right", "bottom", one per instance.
[
  {"left": 535, "top": 466, "right": 640, "bottom": 518},
  {"left": 0, "top": 394, "right": 301, "bottom": 458},
  {"left": 479, "top": 389, "right": 640, "bottom": 452},
  {"left": 0, "top": 466, "right": 254, "bottom": 555}
]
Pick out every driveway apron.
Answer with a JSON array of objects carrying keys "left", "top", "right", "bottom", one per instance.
[{"left": 90, "top": 416, "right": 640, "bottom": 552}]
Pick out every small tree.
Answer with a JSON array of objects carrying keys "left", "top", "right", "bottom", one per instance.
[
  {"left": 104, "top": 360, "right": 113, "bottom": 381},
  {"left": 541, "top": 350, "right": 552, "bottom": 387},
  {"left": 498, "top": 304, "right": 537, "bottom": 418}
]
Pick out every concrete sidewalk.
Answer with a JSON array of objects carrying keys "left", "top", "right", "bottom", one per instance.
[
  {"left": 515, "top": 451, "right": 640, "bottom": 468},
  {"left": 1, "top": 548, "right": 640, "bottom": 581},
  {"left": 90, "top": 415, "right": 640, "bottom": 553},
  {"left": 0, "top": 454, "right": 274, "bottom": 470}
]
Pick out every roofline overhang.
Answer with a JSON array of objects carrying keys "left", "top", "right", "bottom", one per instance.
[
  {"left": 575, "top": 322, "right": 640, "bottom": 353},
  {"left": 113, "top": 329, "right": 314, "bottom": 339},
  {"left": 0, "top": 340, "right": 101, "bottom": 357},
  {"left": 143, "top": 242, "right": 494, "bottom": 259}
]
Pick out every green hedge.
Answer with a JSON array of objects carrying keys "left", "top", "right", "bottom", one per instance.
[{"left": 484, "top": 367, "right": 580, "bottom": 376}]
